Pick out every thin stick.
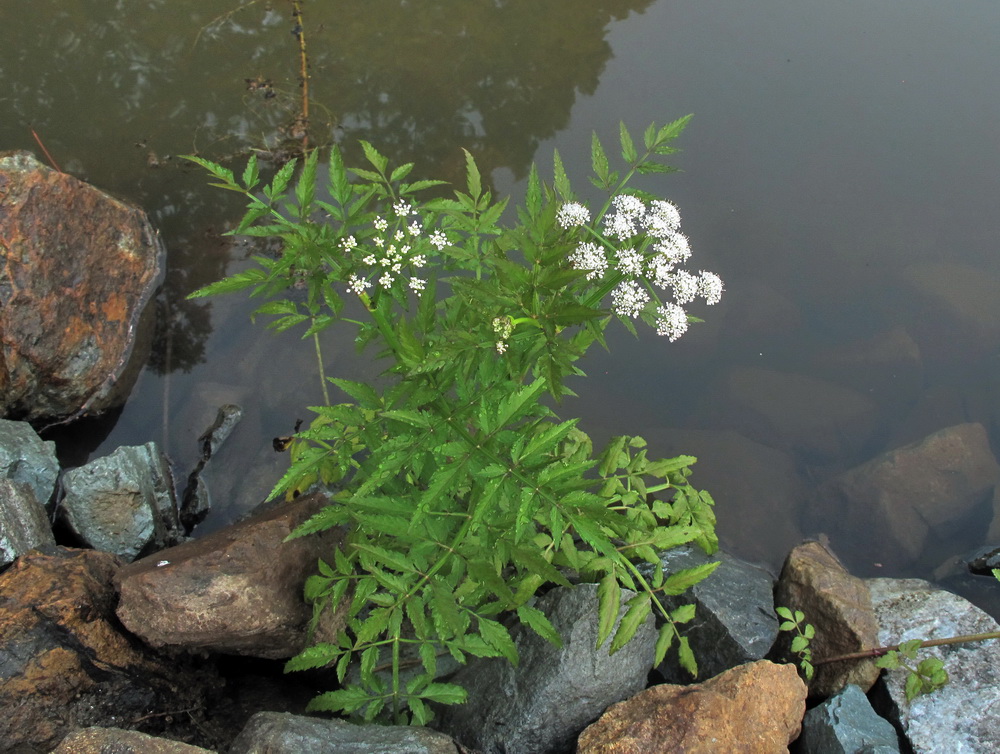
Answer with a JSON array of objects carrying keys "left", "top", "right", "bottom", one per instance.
[
  {"left": 31, "top": 129, "right": 63, "bottom": 173},
  {"left": 291, "top": 0, "right": 309, "bottom": 152},
  {"left": 814, "top": 630, "right": 1000, "bottom": 666}
]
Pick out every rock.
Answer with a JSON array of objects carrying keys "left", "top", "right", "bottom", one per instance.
[
  {"left": 811, "top": 325, "right": 923, "bottom": 412},
  {"left": 811, "top": 423, "right": 1000, "bottom": 569},
  {"left": 772, "top": 541, "right": 880, "bottom": 697},
  {"left": 52, "top": 727, "right": 217, "bottom": 753},
  {"left": 115, "top": 493, "right": 346, "bottom": 659},
  {"left": 641, "top": 545, "right": 778, "bottom": 684},
  {"left": 899, "top": 261, "right": 1000, "bottom": 366},
  {"left": 799, "top": 684, "right": 901, "bottom": 753},
  {"left": 705, "top": 366, "right": 877, "bottom": 465},
  {"left": 179, "top": 403, "right": 244, "bottom": 532},
  {"left": 0, "top": 477, "right": 56, "bottom": 567},
  {"left": 577, "top": 660, "right": 807, "bottom": 753},
  {"left": 642, "top": 428, "right": 804, "bottom": 568},
  {"left": 967, "top": 544, "right": 1000, "bottom": 575},
  {"left": 0, "top": 418, "right": 60, "bottom": 510},
  {"left": 438, "top": 582, "right": 657, "bottom": 754},
  {"left": 60, "top": 442, "right": 181, "bottom": 561},
  {"left": 867, "top": 577, "right": 1000, "bottom": 753},
  {"left": 0, "top": 151, "right": 163, "bottom": 421},
  {"left": 0, "top": 546, "right": 218, "bottom": 752},
  {"left": 231, "top": 711, "right": 461, "bottom": 754}
]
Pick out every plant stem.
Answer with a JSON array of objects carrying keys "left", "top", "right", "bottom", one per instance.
[
  {"left": 312, "top": 327, "right": 330, "bottom": 405},
  {"left": 814, "top": 630, "right": 1000, "bottom": 666},
  {"left": 291, "top": 0, "right": 309, "bottom": 152}
]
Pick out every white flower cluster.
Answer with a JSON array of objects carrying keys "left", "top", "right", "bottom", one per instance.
[
  {"left": 342, "top": 212, "right": 444, "bottom": 296},
  {"left": 492, "top": 316, "right": 513, "bottom": 354},
  {"left": 560, "top": 196, "right": 723, "bottom": 341}
]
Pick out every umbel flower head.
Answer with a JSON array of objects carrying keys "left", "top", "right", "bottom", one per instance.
[
  {"left": 342, "top": 213, "right": 439, "bottom": 297},
  {"left": 560, "top": 196, "right": 723, "bottom": 341}
]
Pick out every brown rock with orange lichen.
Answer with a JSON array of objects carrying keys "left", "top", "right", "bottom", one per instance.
[
  {"left": 771, "top": 540, "right": 880, "bottom": 697},
  {"left": 0, "top": 546, "right": 218, "bottom": 752},
  {"left": 577, "top": 661, "right": 807, "bottom": 754},
  {"left": 0, "top": 150, "right": 162, "bottom": 421}
]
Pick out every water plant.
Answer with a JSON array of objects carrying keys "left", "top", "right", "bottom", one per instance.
[{"left": 186, "top": 117, "right": 723, "bottom": 724}]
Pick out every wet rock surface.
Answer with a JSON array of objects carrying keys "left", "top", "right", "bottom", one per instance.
[
  {"left": 868, "top": 577, "right": 1000, "bottom": 753},
  {"left": 772, "top": 540, "right": 880, "bottom": 697},
  {"left": 0, "top": 546, "right": 220, "bottom": 753},
  {"left": 438, "top": 582, "right": 657, "bottom": 754},
  {"left": 799, "top": 683, "right": 901, "bottom": 754},
  {"left": 0, "top": 151, "right": 163, "bottom": 422},
  {"left": 0, "top": 476, "right": 55, "bottom": 567},
  {"left": 115, "top": 493, "right": 346, "bottom": 659},
  {"left": 0, "top": 418, "right": 60, "bottom": 510},
  {"left": 60, "top": 441, "right": 181, "bottom": 561},
  {"left": 232, "top": 711, "right": 462, "bottom": 754},
  {"left": 643, "top": 545, "right": 778, "bottom": 684},
  {"left": 577, "top": 660, "right": 807, "bottom": 754},
  {"left": 51, "top": 727, "right": 218, "bottom": 753}
]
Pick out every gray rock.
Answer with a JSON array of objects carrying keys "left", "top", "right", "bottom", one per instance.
[
  {"left": 868, "top": 577, "right": 1000, "bottom": 753},
  {"left": 0, "top": 477, "right": 55, "bottom": 566},
  {"left": 230, "top": 711, "right": 460, "bottom": 754},
  {"left": 799, "top": 684, "right": 900, "bottom": 753},
  {"left": 0, "top": 418, "right": 59, "bottom": 511},
  {"left": 641, "top": 545, "right": 778, "bottom": 683},
  {"left": 438, "top": 582, "right": 656, "bottom": 754},
  {"left": 61, "top": 442, "right": 179, "bottom": 561}
]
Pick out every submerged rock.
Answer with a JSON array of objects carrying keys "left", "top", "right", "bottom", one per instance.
[
  {"left": 0, "top": 151, "right": 163, "bottom": 421},
  {"left": 60, "top": 442, "right": 180, "bottom": 561},
  {"left": 438, "top": 582, "right": 656, "bottom": 754},
  {"left": 115, "top": 493, "right": 345, "bottom": 659},
  {"left": 577, "top": 660, "right": 806, "bottom": 754},
  {"left": 868, "top": 577, "right": 1000, "bottom": 753}
]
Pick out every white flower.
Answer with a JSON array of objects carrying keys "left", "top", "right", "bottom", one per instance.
[
  {"left": 495, "top": 340, "right": 508, "bottom": 354},
  {"left": 429, "top": 231, "right": 448, "bottom": 250},
  {"left": 604, "top": 212, "right": 638, "bottom": 243},
  {"left": 568, "top": 242, "right": 608, "bottom": 281},
  {"left": 394, "top": 229, "right": 405, "bottom": 242},
  {"left": 339, "top": 235, "right": 358, "bottom": 251},
  {"left": 492, "top": 316, "right": 513, "bottom": 340},
  {"left": 411, "top": 254, "right": 427, "bottom": 268},
  {"left": 393, "top": 201, "right": 413, "bottom": 217},
  {"left": 557, "top": 202, "right": 591, "bottom": 229},
  {"left": 698, "top": 271, "right": 724, "bottom": 305},
  {"left": 362, "top": 254, "right": 377, "bottom": 265},
  {"left": 647, "top": 255, "right": 677, "bottom": 290},
  {"left": 646, "top": 200, "right": 681, "bottom": 232},
  {"left": 409, "top": 277, "right": 426, "bottom": 292},
  {"left": 378, "top": 272, "right": 395, "bottom": 288},
  {"left": 373, "top": 236, "right": 385, "bottom": 248},
  {"left": 408, "top": 220, "right": 422, "bottom": 236},
  {"left": 374, "top": 216, "right": 388, "bottom": 231},
  {"left": 611, "top": 280, "right": 649, "bottom": 319},
  {"left": 615, "top": 247, "right": 644, "bottom": 278},
  {"left": 612, "top": 194, "right": 645, "bottom": 218},
  {"left": 669, "top": 270, "right": 700, "bottom": 306},
  {"left": 655, "top": 302, "right": 689, "bottom": 341},
  {"left": 653, "top": 232, "right": 692, "bottom": 265},
  {"left": 348, "top": 274, "right": 370, "bottom": 295}
]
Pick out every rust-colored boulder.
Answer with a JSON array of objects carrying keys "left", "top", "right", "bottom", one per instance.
[
  {"left": 0, "top": 547, "right": 217, "bottom": 752},
  {"left": 577, "top": 660, "right": 806, "bottom": 753},
  {"left": 0, "top": 150, "right": 162, "bottom": 421},
  {"left": 771, "top": 540, "right": 879, "bottom": 697},
  {"left": 116, "top": 493, "right": 346, "bottom": 659}
]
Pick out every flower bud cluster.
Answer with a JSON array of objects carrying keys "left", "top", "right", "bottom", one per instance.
[{"left": 561, "top": 196, "right": 723, "bottom": 341}]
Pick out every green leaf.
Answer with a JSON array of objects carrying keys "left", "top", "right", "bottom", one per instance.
[
  {"left": 295, "top": 148, "right": 319, "bottom": 215},
  {"left": 241, "top": 154, "right": 260, "bottom": 189},
  {"left": 462, "top": 148, "right": 482, "bottom": 201},
  {"left": 269, "top": 158, "right": 298, "bottom": 199},
  {"left": 775, "top": 606, "right": 794, "bottom": 621},
  {"left": 677, "top": 635, "right": 698, "bottom": 677},
  {"left": 478, "top": 617, "right": 518, "bottom": 665},
  {"left": 330, "top": 378, "right": 382, "bottom": 408},
  {"left": 660, "top": 561, "right": 719, "bottom": 595},
  {"left": 552, "top": 149, "right": 572, "bottom": 201},
  {"left": 517, "top": 604, "right": 562, "bottom": 647},
  {"left": 284, "top": 643, "right": 340, "bottom": 672},
  {"left": 419, "top": 682, "right": 469, "bottom": 705},
  {"left": 619, "top": 122, "right": 638, "bottom": 164},
  {"left": 591, "top": 132, "right": 610, "bottom": 186},
  {"left": 525, "top": 162, "right": 542, "bottom": 219},
  {"left": 360, "top": 140, "right": 388, "bottom": 174},
  {"left": 390, "top": 162, "right": 415, "bottom": 182},
  {"left": 791, "top": 635, "right": 809, "bottom": 653},
  {"left": 610, "top": 592, "right": 651, "bottom": 654},
  {"left": 596, "top": 573, "right": 621, "bottom": 648},
  {"left": 353, "top": 543, "right": 415, "bottom": 575},
  {"left": 653, "top": 624, "right": 675, "bottom": 666},
  {"left": 306, "top": 687, "right": 374, "bottom": 714},
  {"left": 670, "top": 603, "right": 696, "bottom": 624}
]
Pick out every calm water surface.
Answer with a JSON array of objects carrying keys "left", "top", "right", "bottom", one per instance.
[{"left": 3, "top": 0, "right": 1000, "bottom": 613}]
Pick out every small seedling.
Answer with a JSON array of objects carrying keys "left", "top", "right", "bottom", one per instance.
[{"left": 776, "top": 606, "right": 815, "bottom": 680}]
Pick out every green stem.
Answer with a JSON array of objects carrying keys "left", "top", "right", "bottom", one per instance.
[{"left": 312, "top": 326, "right": 330, "bottom": 405}]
